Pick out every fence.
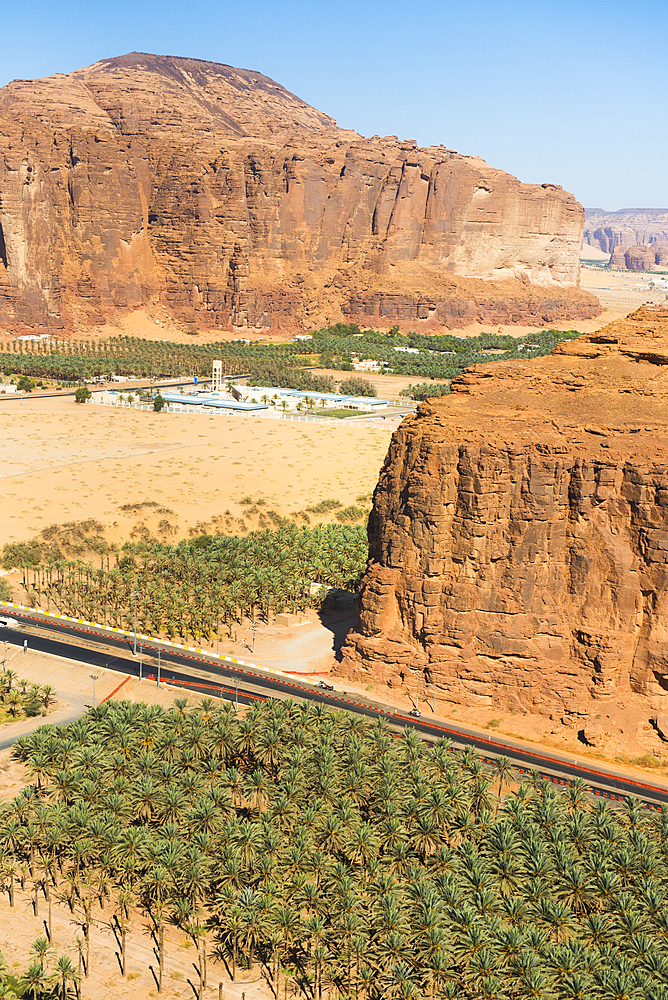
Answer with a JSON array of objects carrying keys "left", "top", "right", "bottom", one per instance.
[{"left": 92, "top": 395, "right": 413, "bottom": 425}]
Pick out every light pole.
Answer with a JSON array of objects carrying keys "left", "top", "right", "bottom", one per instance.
[
  {"left": 133, "top": 589, "right": 138, "bottom": 656},
  {"left": 410, "top": 668, "right": 420, "bottom": 710},
  {"left": 235, "top": 676, "right": 239, "bottom": 709},
  {"left": 157, "top": 648, "right": 161, "bottom": 688},
  {"left": 139, "top": 643, "right": 143, "bottom": 682},
  {"left": 251, "top": 622, "right": 259, "bottom": 654},
  {"left": 90, "top": 674, "right": 99, "bottom": 708},
  {"left": 216, "top": 619, "right": 220, "bottom": 657}
]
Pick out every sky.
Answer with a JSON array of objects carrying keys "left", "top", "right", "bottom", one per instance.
[{"left": 0, "top": 0, "right": 665, "bottom": 210}]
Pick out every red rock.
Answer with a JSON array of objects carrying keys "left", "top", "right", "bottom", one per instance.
[
  {"left": 608, "top": 241, "right": 668, "bottom": 271},
  {"left": 341, "top": 307, "right": 668, "bottom": 714},
  {"left": 0, "top": 52, "right": 599, "bottom": 332}
]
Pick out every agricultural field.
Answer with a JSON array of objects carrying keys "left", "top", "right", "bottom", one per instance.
[
  {"left": 3, "top": 523, "right": 368, "bottom": 642},
  {"left": 2, "top": 698, "right": 667, "bottom": 1000},
  {"left": 0, "top": 325, "right": 581, "bottom": 392}
]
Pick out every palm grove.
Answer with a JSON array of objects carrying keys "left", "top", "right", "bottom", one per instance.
[
  {"left": 2, "top": 697, "right": 668, "bottom": 1000},
  {"left": 3, "top": 524, "right": 367, "bottom": 641},
  {"left": 0, "top": 326, "right": 580, "bottom": 392}
]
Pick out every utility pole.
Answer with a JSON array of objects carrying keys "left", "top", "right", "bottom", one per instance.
[
  {"left": 139, "top": 644, "right": 143, "bottom": 682},
  {"left": 235, "top": 676, "right": 239, "bottom": 710},
  {"left": 90, "top": 674, "right": 99, "bottom": 708},
  {"left": 410, "top": 668, "right": 419, "bottom": 709},
  {"left": 133, "top": 589, "right": 138, "bottom": 656},
  {"left": 157, "top": 648, "right": 161, "bottom": 688},
  {"left": 216, "top": 619, "right": 220, "bottom": 657}
]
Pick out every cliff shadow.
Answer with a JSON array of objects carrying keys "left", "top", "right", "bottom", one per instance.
[{"left": 317, "top": 590, "right": 359, "bottom": 662}]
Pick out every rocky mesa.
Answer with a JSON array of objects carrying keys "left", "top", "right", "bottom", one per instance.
[
  {"left": 342, "top": 306, "right": 668, "bottom": 716},
  {"left": 0, "top": 52, "right": 598, "bottom": 332}
]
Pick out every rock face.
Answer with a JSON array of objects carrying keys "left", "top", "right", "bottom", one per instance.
[
  {"left": 584, "top": 208, "right": 668, "bottom": 254},
  {"left": 342, "top": 306, "right": 668, "bottom": 713},
  {"left": 0, "top": 52, "right": 598, "bottom": 332},
  {"left": 609, "top": 242, "right": 668, "bottom": 270}
]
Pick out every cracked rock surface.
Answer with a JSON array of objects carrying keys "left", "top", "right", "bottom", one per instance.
[
  {"left": 0, "top": 51, "right": 598, "bottom": 332},
  {"left": 342, "top": 307, "right": 668, "bottom": 713}
]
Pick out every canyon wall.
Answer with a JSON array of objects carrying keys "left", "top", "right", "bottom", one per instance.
[
  {"left": 0, "top": 52, "right": 598, "bottom": 332},
  {"left": 342, "top": 307, "right": 668, "bottom": 714},
  {"left": 584, "top": 208, "right": 668, "bottom": 255},
  {"left": 609, "top": 242, "right": 668, "bottom": 270}
]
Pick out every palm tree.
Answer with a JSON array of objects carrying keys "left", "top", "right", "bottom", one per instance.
[
  {"left": 491, "top": 756, "right": 513, "bottom": 818},
  {"left": 143, "top": 864, "right": 172, "bottom": 992},
  {"left": 272, "top": 904, "right": 301, "bottom": 1000},
  {"left": 21, "top": 960, "right": 46, "bottom": 1000},
  {"left": 49, "top": 955, "right": 80, "bottom": 1000},
  {"left": 30, "top": 935, "right": 51, "bottom": 972},
  {"left": 114, "top": 887, "right": 134, "bottom": 976}
]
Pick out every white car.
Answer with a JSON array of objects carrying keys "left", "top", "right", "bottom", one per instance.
[{"left": 0, "top": 615, "right": 19, "bottom": 628}]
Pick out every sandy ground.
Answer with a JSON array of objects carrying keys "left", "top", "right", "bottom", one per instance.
[
  {"left": 0, "top": 886, "right": 271, "bottom": 1000},
  {"left": 580, "top": 263, "right": 668, "bottom": 313},
  {"left": 0, "top": 395, "right": 393, "bottom": 546},
  {"left": 316, "top": 369, "right": 444, "bottom": 397},
  {"left": 93, "top": 303, "right": 289, "bottom": 346}
]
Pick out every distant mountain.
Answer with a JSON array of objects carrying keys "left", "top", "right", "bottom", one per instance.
[{"left": 583, "top": 208, "right": 668, "bottom": 253}]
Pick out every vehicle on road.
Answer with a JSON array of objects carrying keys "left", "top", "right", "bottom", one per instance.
[
  {"left": 317, "top": 680, "right": 335, "bottom": 691},
  {"left": 408, "top": 707, "right": 421, "bottom": 718},
  {"left": 0, "top": 615, "right": 18, "bottom": 628}
]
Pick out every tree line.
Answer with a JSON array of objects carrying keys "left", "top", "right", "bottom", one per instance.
[
  {"left": 2, "top": 697, "right": 667, "bottom": 999},
  {"left": 0, "top": 327, "right": 581, "bottom": 387},
  {"left": 3, "top": 524, "right": 368, "bottom": 642}
]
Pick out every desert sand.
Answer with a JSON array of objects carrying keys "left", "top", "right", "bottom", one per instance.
[
  {"left": 579, "top": 263, "right": 668, "bottom": 313},
  {"left": 0, "top": 395, "right": 393, "bottom": 546}
]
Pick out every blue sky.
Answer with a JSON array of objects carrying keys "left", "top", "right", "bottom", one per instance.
[{"left": 1, "top": 0, "right": 665, "bottom": 210}]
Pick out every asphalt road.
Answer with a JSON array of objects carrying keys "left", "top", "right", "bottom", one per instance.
[
  {"left": 0, "top": 376, "right": 209, "bottom": 403},
  {"left": 2, "top": 608, "right": 668, "bottom": 809}
]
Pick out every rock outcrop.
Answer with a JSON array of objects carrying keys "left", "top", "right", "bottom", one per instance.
[
  {"left": 584, "top": 208, "right": 668, "bottom": 254},
  {"left": 0, "top": 52, "right": 598, "bottom": 332},
  {"left": 342, "top": 306, "right": 668, "bottom": 713},
  {"left": 609, "top": 242, "right": 668, "bottom": 270}
]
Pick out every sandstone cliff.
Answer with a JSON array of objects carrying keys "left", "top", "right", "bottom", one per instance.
[
  {"left": 342, "top": 307, "right": 668, "bottom": 714},
  {"left": 0, "top": 52, "right": 598, "bottom": 332},
  {"left": 609, "top": 242, "right": 668, "bottom": 270}
]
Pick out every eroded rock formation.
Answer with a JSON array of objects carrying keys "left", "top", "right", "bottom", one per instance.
[
  {"left": 0, "top": 52, "right": 598, "bottom": 332},
  {"left": 342, "top": 307, "right": 668, "bottom": 713},
  {"left": 584, "top": 207, "right": 668, "bottom": 254},
  {"left": 609, "top": 242, "right": 668, "bottom": 270}
]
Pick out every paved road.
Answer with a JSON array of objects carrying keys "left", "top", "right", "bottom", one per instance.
[
  {"left": 2, "top": 608, "right": 668, "bottom": 808},
  {"left": 0, "top": 376, "right": 209, "bottom": 403},
  {"left": 0, "top": 698, "right": 86, "bottom": 752}
]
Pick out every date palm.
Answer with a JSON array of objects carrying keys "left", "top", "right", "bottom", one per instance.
[
  {"left": 21, "top": 960, "right": 46, "bottom": 1000},
  {"left": 49, "top": 955, "right": 80, "bottom": 1000}
]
